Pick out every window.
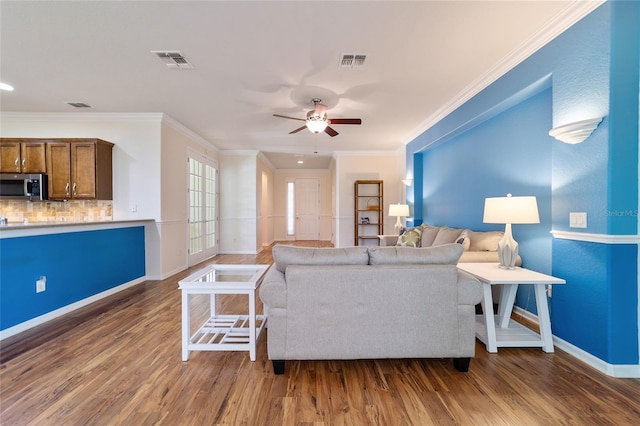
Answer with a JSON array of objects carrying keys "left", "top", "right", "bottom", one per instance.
[{"left": 287, "top": 181, "right": 295, "bottom": 236}]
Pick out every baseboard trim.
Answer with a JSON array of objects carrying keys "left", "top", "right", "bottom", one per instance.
[
  {"left": 0, "top": 276, "right": 147, "bottom": 341},
  {"left": 513, "top": 307, "right": 640, "bottom": 378}
]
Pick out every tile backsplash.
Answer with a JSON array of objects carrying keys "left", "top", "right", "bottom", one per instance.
[{"left": 0, "top": 200, "right": 113, "bottom": 223}]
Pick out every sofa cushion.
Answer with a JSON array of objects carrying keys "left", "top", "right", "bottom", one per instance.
[
  {"left": 368, "top": 243, "right": 463, "bottom": 265},
  {"left": 456, "top": 229, "right": 471, "bottom": 251},
  {"left": 419, "top": 224, "right": 440, "bottom": 247},
  {"left": 396, "top": 227, "right": 422, "bottom": 247},
  {"left": 272, "top": 245, "right": 369, "bottom": 273},
  {"left": 468, "top": 231, "right": 504, "bottom": 252},
  {"left": 432, "top": 227, "right": 465, "bottom": 246}
]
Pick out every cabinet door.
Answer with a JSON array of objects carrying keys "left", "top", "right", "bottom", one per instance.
[
  {"left": 0, "top": 142, "right": 21, "bottom": 173},
  {"left": 46, "top": 142, "right": 72, "bottom": 199},
  {"left": 71, "top": 142, "right": 96, "bottom": 199},
  {"left": 21, "top": 142, "right": 47, "bottom": 173}
]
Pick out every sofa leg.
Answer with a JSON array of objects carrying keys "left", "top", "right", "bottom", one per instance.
[
  {"left": 272, "top": 360, "right": 285, "bottom": 375},
  {"left": 453, "top": 358, "right": 471, "bottom": 372}
]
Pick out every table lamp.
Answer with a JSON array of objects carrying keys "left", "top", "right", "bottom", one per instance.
[
  {"left": 388, "top": 203, "right": 410, "bottom": 235},
  {"left": 483, "top": 194, "right": 539, "bottom": 269}
]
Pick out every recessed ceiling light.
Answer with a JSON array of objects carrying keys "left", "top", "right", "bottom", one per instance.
[
  {"left": 0, "top": 82, "right": 14, "bottom": 91},
  {"left": 297, "top": 160, "right": 304, "bottom": 164}
]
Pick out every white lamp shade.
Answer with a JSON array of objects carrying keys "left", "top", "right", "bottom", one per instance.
[
  {"left": 388, "top": 204, "right": 410, "bottom": 217},
  {"left": 483, "top": 195, "right": 539, "bottom": 224}
]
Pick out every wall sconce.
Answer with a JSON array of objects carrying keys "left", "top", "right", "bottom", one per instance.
[{"left": 548, "top": 117, "right": 603, "bottom": 144}]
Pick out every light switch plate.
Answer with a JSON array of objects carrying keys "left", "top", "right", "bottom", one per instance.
[{"left": 570, "top": 212, "right": 587, "bottom": 228}]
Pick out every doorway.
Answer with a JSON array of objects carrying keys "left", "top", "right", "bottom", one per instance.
[
  {"left": 187, "top": 153, "right": 219, "bottom": 266},
  {"left": 294, "top": 178, "right": 320, "bottom": 240}
]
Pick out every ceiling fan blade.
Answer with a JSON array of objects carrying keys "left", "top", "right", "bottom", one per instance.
[
  {"left": 329, "top": 118, "right": 362, "bottom": 125},
  {"left": 273, "top": 113, "right": 305, "bottom": 122},
  {"left": 324, "top": 126, "right": 339, "bottom": 137},
  {"left": 289, "top": 126, "right": 307, "bottom": 134}
]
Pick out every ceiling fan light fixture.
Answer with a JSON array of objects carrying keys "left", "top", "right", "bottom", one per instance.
[
  {"left": 305, "top": 106, "right": 329, "bottom": 133},
  {"left": 306, "top": 116, "right": 329, "bottom": 133}
]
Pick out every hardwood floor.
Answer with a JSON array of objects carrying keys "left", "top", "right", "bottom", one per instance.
[{"left": 1, "top": 242, "right": 639, "bottom": 425}]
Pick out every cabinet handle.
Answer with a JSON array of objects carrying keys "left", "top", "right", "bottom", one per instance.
[
  {"left": 72, "top": 183, "right": 77, "bottom": 196},
  {"left": 14, "top": 158, "right": 19, "bottom": 171},
  {"left": 22, "top": 158, "right": 26, "bottom": 167},
  {"left": 65, "top": 182, "right": 70, "bottom": 196}
]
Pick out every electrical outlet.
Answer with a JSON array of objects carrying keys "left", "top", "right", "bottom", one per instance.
[{"left": 36, "top": 276, "right": 46, "bottom": 293}]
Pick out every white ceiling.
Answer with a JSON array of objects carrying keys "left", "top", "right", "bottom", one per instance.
[{"left": 0, "top": 1, "right": 601, "bottom": 169}]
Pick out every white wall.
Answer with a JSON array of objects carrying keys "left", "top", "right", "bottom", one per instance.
[
  {"left": 258, "top": 154, "right": 275, "bottom": 248},
  {"left": 334, "top": 151, "right": 404, "bottom": 248},
  {"left": 159, "top": 118, "right": 219, "bottom": 277},
  {"left": 219, "top": 151, "right": 258, "bottom": 254},
  {"left": 272, "top": 169, "right": 332, "bottom": 241}
]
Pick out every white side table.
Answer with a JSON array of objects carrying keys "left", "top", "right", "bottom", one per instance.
[
  {"left": 178, "top": 264, "right": 269, "bottom": 361},
  {"left": 457, "top": 263, "right": 565, "bottom": 353}
]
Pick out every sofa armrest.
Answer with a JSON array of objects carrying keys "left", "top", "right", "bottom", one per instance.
[
  {"left": 259, "top": 265, "right": 287, "bottom": 309},
  {"left": 456, "top": 270, "right": 483, "bottom": 305},
  {"left": 379, "top": 235, "right": 399, "bottom": 246}
]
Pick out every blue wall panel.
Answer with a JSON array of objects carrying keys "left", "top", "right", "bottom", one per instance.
[
  {"left": 420, "top": 88, "right": 553, "bottom": 276},
  {"left": 553, "top": 238, "right": 638, "bottom": 364},
  {"left": 0, "top": 226, "right": 146, "bottom": 331},
  {"left": 406, "top": 1, "right": 639, "bottom": 367}
]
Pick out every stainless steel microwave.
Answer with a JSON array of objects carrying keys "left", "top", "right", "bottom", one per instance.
[{"left": 0, "top": 173, "right": 49, "bottom": 201}]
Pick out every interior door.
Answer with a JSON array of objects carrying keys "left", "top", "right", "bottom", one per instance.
[{"left": 295, "top": 178, "right": 320, "bottom": 240}]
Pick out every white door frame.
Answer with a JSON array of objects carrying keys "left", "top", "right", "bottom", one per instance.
[{"left": 187, "top": 150, "right": 219, "bottom": 266}]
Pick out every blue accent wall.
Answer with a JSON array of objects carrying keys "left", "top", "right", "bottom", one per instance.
[
  {"left": 0, "top": 226, "right": 146, "bottom": 331},
  {"left": 419, "top": 87, "right": 553, "bottom": 276},
  {"left": 406, "top": 1, "right": 639, "bottom": 367}
]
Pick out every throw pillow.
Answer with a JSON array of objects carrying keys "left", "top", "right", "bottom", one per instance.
[
  {"left": 419, "top": 224, "right": 440, "bottom": 247},
  {"left": 432, "top": 227, "right": 465, "bottom": 246},
  {"left": 396, "top": 227, "right": 422, "bottom": 247},
  {"left": 368, "top": 243, "right": 464, "bottom": 265},
  {"left": 467, "top": 231, "right": 504, "bottom": 251},
  {"left": 455, "top": 229, "right": 471, "bottom": 251}
]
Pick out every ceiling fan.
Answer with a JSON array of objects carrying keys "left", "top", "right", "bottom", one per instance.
[{"left": 273, "top": 98, "right": 362, "bottom": 137}]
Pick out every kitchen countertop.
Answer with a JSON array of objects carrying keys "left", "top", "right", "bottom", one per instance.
[{"left": 0, "top": 219, "right": 155, "bottom": 238}]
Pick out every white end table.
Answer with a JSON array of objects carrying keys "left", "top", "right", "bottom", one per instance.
[
  {"left": 178, "top": 264, "right": 269, "bottom": 361},
  {"left": 457, "top": 263, "right": 565, "bottom": 353}
]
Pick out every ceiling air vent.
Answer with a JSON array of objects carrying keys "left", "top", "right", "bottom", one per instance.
[
  {"left": 339, "top": 53, "right": 366, "bottom": 70},
  {"left": 66, "top": 101, "right": 92, "bottom": 108},
  {"left": 151, "top": 50, "right": 194, "bottom": 69}
]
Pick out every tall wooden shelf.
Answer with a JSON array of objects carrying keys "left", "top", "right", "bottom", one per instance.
[{"left": 354, "top": 180, "right": 383, "bottom": 246}]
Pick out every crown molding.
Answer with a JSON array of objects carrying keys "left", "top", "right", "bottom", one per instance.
[
  {"left": 160, "top": 113, "right": 218, "bottom": 152},
  {"left": 333, "top": 150, "right": 403, "bottom": 158},
  {"left": 219, "top": 149, "right": 260, "bottom": 157},
  {"left": 403, "top": 0, "right": 606, "bottom": 145}
]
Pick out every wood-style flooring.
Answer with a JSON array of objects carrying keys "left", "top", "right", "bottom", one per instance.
[{"left": 1, "top": 241, "right": 639, "bottom": 425}]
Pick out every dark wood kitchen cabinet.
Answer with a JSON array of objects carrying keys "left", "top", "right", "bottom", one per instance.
[
  {"left": 0, "top": 139, "right": 47, "bottom": 173},
  {"left": 46, "top": 139, "right": 114, "bottom": 200}
]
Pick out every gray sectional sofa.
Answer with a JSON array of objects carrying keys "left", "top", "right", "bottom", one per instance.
[
  {"left": 379, "top": 223, "right": 522, "bottom": 265},
  {"left": 259, "top": 243, "right": 483, "bottom": 374}
]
